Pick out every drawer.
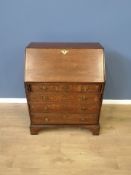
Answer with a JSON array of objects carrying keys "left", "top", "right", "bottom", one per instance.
[
  {"left": 31, "top": 113, "right": 98, "bottom": 124},
  {"left": 29, "top": 103, "right": 100, "bottom": 113},
  {"left": 28, "top": 92, "right": 101, "bottom": 103},
  {"left": 28, "top": 83, "right": 101, "bottom": 93}
]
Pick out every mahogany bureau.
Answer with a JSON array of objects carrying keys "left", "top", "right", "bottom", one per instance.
[{"left": 24, "top": 42, "right": 106, "bottom": 135}]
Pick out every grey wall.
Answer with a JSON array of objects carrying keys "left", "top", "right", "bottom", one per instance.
[{"left": 0, "top": 0, "right": 131, "bottom": 99}]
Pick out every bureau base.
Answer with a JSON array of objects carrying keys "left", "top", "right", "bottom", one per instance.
[{"left": 30, "top": 124, "right": 100, "bottom": 135}]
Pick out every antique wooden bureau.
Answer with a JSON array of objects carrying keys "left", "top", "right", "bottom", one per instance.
[{"left": 24, "top": 42, "right": 105, "bottom": 135}]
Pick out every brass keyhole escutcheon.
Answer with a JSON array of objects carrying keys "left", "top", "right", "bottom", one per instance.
[
  {"left": 63, "top": 85, "right": 69, "bottom": 91},
  {"left": 44, "top": 106, "right": 48, "bottom": 111},
  {"left": 61, "top": 49, "right": 69, "bottom": 55},
  {"left": 55, "top": 86, "right": 59, "bottom": 91}
]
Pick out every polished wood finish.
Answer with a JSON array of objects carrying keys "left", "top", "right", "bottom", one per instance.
[
  {"left": 25, "top": 43, "right": 105, "bottom": 82},
  {"left": 27, "top": 42, "right": 104, "bottom": 49},
  {"left": 31, "top": 113, "right": 98, "bottom": 125},
  {"left": 28, "top": 83, "right": 102, "bottom": 92},
  {"left": 24, "top": 42, "right": 105, "bottom": 135},
  {"left": 28, "top": 92, "right": 101, "bottom": 103}
]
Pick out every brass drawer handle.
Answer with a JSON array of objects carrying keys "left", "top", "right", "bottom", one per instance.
[
  {"left": 81, "top": 86, "right": 89, "bottom": 92},
  {"left": 42, "top": 95, "right": 48, "bottom": 101},
  {"left": 44, "top": 117, "right": 49, "bottom": 122},
  {"left": 80, "top": 118, "right": 86, "bottom": 121},
  {"left": 81, "top": 106, "right": 87, "bottom": 111},
  {"left": 80, "top": 95, "right": 88, "bottom": 101},
  {"left": 42, "top": 85, "right": 47, "bottom": 90},
  {"left": 63, "top": 114, "right": 67, "bottom": 118}
]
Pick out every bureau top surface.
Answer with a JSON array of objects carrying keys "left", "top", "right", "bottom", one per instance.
[
  {"left": 25, "top": 42, "right": 105, "bottom": 83},
  {"left": 27, "top": 42, "right": 104, "bottom": 49}
]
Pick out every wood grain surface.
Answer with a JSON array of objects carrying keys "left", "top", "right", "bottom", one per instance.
[
  {"left": 25, "top": 43, "right": 105, "bottom": 135},
  {"left": 25, "top": 43, "right": 105, "bottom": 82}
]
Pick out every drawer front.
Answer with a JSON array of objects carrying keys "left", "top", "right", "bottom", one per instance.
[
  {"left": 29, "top": 103, "right": 100, "bottom": 113},
  {"left": 31, "top": 113, "right": 98, "bottom": 124},
  {"left": 29, "top": 83, "right": 101, "bottom": 93},
  {"left": 28, "top": 92, "right": 101, "bottom": 104}
]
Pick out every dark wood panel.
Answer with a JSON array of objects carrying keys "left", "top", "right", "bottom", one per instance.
[
  {"left": 31, "top": 113, "right": 98, "bottom": 125},
  {"left": 29, "top": 83, "right": 102, "bottom": 93},
  {"left": 28, "top": 92, "right": 101, "bottom": 103},
  {"left": 27, "top": 42, "right": 104, "bottom": 49},
  {"left": 29, "top": 102, "right": 100, "bottom": 113},
  {"left": 25, "top": 44, "right": 105, "bottom": 82},
  {"left": 24, "top": 42, "right": 105, "bottom": 135}
]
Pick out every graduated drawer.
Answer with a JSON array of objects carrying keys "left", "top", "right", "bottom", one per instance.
[
  {"left": 29, "top": 102, "right": 100, "bottom": 113},
  {"left": 28, "top": 83, "right": 101, "bottom": 93},
  {"left": 31, "top": 113, "right": 98, "bottom": 125},
  {"left": 28, "top": 92, "right": 101, "bottom": 104}
]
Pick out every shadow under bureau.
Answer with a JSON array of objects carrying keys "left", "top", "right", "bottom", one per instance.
[{"left": 24, "top": 43, "right": 106, "bottom": 135}]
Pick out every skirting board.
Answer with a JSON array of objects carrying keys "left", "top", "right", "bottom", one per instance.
[{"left": 0, "top": 98, "right": 131, "bottom": 104}]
